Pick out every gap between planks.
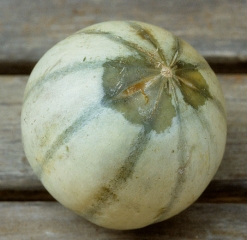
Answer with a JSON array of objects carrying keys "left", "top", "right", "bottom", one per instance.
[
  {"left": 1, "top": 61, "right": 247, "bottom": 75},
  {"left": 0, "top": 180, "right": 246, "bottom": 203}
]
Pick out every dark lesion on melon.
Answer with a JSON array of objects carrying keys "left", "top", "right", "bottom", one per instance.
[
  {"left": 174, "top": 60, "right": 212, "bottom": 109},
  {"left": 96, "top": 21, "right": 212, "bottom": 133},
  {"left": 82, "top": 22, "right": 213, "bottom": 167},
  {"left": 102, "top": 55, "right": 176, "bottom": 133}
]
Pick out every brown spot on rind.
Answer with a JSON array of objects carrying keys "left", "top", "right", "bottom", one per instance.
[
  {"left": 122, "top": 79, "right": 150, "bottom": 103},
  {"left": 127, "top": 21, "right": 167, "bottom": 65}
]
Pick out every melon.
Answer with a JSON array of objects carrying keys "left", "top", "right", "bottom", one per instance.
[{"left": 21, "top": 21, "right": 227, "bottom": 230}]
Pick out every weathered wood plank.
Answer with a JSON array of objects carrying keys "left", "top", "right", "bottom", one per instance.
[
  {"left": 0, "top": 202, "right": 246, "bottom": 239},
  {"left": 0, "top": 76, "right": 41, "bottom": 190},
  {"left": 1, "top": 0, "right": 247, "bottom": 74},
  {"left": 0, "top": 75, "right": 247, "bottom": 193},
  {"left": 215, "top": 75, "right": 247, "bottom": 180}
]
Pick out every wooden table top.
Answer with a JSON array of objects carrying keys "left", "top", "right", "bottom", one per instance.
[{"left": 0, "top": 0, "right": 246, "bottom": 239}]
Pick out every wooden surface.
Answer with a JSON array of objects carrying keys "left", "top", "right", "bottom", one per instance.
[
  {"left": 1, "top": 0, "right": 247, "bottom": 239},
  {"left": 1, "top": 0, "right": 247, "bottom": 74},
  {"left": 1, "top": 202, "right": 247, "bottom": 240}
]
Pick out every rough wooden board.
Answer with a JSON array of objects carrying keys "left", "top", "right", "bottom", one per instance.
[
  {"left": 1, "top": 0, "right": 247, "bottom": 69},
  {"left": 0, "top": 202, "right": 246, "bottom": 239},
  {"left": 0, "top": 76, "right": 41, "bottom": 190},
  {"left": 215, "top": 74, "right": 247, "bottom": 180},
  {"left": 0, "top": 75, "right": 247, "bottom": 190}
]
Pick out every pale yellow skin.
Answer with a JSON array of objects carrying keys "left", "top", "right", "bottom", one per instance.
[{"left": 21, "top": 21, "right": 227, "bottom": 230}]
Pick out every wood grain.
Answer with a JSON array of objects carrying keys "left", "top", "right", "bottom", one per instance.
[
  {"left": 0, "top": 76, "right": 41, "bottom": 190},
  {"left": 0, "top": 75, "right": 247, "bottom": 196},
  {"left": 215, "top": 74, "right": 247, "bottom": 180},
  {"left": 1, "top": 0, "right": 247, "bottom": 74},
  {"left": 0, "top": 202, "right": 246, "bottom": 239}
]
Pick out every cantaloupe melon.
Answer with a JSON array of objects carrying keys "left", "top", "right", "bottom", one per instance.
[{"left": 21, "top": 21, "right": 227, "bottom": 230}]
